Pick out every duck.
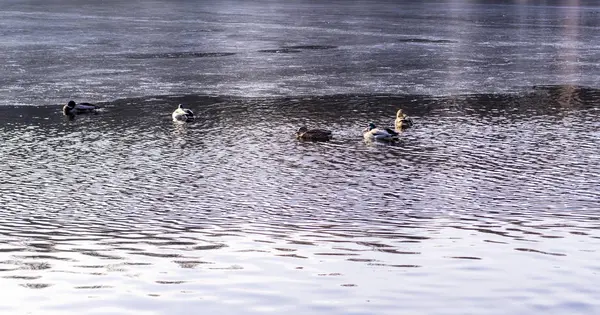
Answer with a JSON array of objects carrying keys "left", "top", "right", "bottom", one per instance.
[
  {"left": 172, "top": 104, "right": 195, "bottom": 122},
  {"left": 296, "top": 126, "right": 332, "bottom": 141},
  {"left": 364, "top": 122, "right": 399, "bottom": 142},
  {"left": 395, "top": 109, "right": 413, "bottom": 131},
  {"left": 62, "top": 100, "right": 98, "bottom": 116}
]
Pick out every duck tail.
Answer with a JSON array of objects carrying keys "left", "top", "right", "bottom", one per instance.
[{"left": 184, "top": 109, "right": 195, "bottom": 119}]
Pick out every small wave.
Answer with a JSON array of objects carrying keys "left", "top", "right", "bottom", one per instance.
[
  {"left": 397, "top": 38, "right": 455, "bottom": 44},
  {"left": 281, "top": 45, "right": 337, "bottom": 50},
  {"left": 19, "top": 283, "right": 53, "bottom": 289},
  {"left": 258, "top": 48, "right": 303, "bottom": 54},
  {"left": 124, "top": 51, "right": 236, "bottom": 59}
]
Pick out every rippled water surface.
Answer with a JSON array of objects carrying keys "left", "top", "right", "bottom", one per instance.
[
  {"left": 1, "top": 0, "right": 600, "bottom": 314},
  {"left": 1, "top": 86, "right": 600, "bottom": 314}
]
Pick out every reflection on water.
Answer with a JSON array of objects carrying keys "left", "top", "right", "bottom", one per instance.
[{"left": 1, "top": 86, "right": 599, "bottom": 314}]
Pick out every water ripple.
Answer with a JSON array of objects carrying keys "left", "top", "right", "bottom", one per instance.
[{"left": 0, "top": 87, "right": 599, "bottom": 314}]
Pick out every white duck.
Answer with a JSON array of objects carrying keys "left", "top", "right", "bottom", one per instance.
[
  {"left": 172, "top": 104, "right": 195, "bottom": 122},
  {"left": 364, "top": 122, "right": 399, "bottom": 143},
  {"left": 62, "top": 100, "right": 98, "bottom": 116}
]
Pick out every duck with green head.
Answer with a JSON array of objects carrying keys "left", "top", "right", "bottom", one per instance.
[
  {"left": 364, "top": 122, "right": 399, "bottom": 142},
  {"left": 296, "top": 126, "right": 333, "bottom": 142}
]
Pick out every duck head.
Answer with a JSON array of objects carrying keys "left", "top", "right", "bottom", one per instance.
[
  {"left": 296, "top": 126, "right": 308, "bottom": 137},
  {"left": 396, "top": 109, "right": 404, "bottom": 118},
  {"left": 363, "top": 122, "right": 376, "bottom": 133},
  {"left": 63, "top": 100, "right": 76, "bottom": 116}
]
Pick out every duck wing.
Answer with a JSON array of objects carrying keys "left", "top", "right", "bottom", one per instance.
[
  {"left": 370, "top": 128, "right": 398, "bottom": 141},
  {"left": 183, "top": 109, "right": 195, "bottom": 118},
  {"left": 74, "top": 103, "right": 97, "bottom": 111},
  {"left": 172, "top": 108, "right": 194, "bottom": 122},
  {"left": 312, "top": 129, "right": 332, "bottom": 135},
  {"left": 384, "top": 128, "right": 399, "bottom": 136},
  {"left": 77, "top": 103, "right": 96, "bottom": 109},
  {"left": 369, "top": 129, "right": 387, "bottom": 137}
]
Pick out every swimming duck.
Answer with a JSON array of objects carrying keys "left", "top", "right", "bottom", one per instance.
[
  {"left": 62, "top": 100, "right": 98, "bottom": 116},
  {"left": 172, "top": 104, "right": 195, "bottom": 122},
  {"left": 296, "top": 126, "right": 333, "bottom": 141},
  {"left": 364, "top": 122, "right": 399, "bottom": 142},
  {"left": 395, "top": 109, "right": 413, "bottom": 131}
]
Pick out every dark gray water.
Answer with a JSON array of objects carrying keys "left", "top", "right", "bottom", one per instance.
[{"left": 1, "top": 1, "right": 600, "bottom": 314}]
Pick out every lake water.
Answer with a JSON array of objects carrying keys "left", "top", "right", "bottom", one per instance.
[{"left": 1, "top": 1, "right": 600, "bottom": 314}]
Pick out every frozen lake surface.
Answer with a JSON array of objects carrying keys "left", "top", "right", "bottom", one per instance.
[{"left": 1, "top": 0, "right": 600, "bottom": 105}]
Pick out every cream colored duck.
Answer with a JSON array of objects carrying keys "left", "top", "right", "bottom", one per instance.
[
  {"left": 395, "top": 109, "right": 414, "bottom": 131},
  {"left": 172, "top": 104, "right": 195, "bottom": 122}
]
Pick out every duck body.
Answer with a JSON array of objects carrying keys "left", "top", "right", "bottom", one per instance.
[
  {"left": 395, "top": 109, "right": 413, "bottom": 131},
  {"left": 296, "top": 126, "right": 332, "bottom": 142},
  {"left": 63, "top": 100, "right": 98, "bottom": 116},
  {"left": 172, "top": 104, "right": 195, "bottom": 122},
  {"left": 364, "top": 123, "right": 399, "bottom": 143}
]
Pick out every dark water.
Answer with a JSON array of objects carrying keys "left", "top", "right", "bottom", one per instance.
[{"left": 1, "top": 1, "right": 600, "bottom": 314}]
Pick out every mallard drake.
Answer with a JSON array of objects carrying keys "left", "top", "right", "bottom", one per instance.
[
  {"left": 395, "top": 109, "right": 413, "bottom": 131},
  {"left": 172, "top": 104, "right": 195, "bottom": 122},
  {"left": 364, "top": 122, "right": 399, "bottom": 142},
  {"left": 62, "top": 100, "right": 98, "bottom": 116},
  {"left": 296, "top": 126, "right": 332, "bottom": 141}
]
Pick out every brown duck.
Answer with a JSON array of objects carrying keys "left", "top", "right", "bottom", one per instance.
[{"left": 296, "top": 126, "right": 333, "bottom": 141}]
